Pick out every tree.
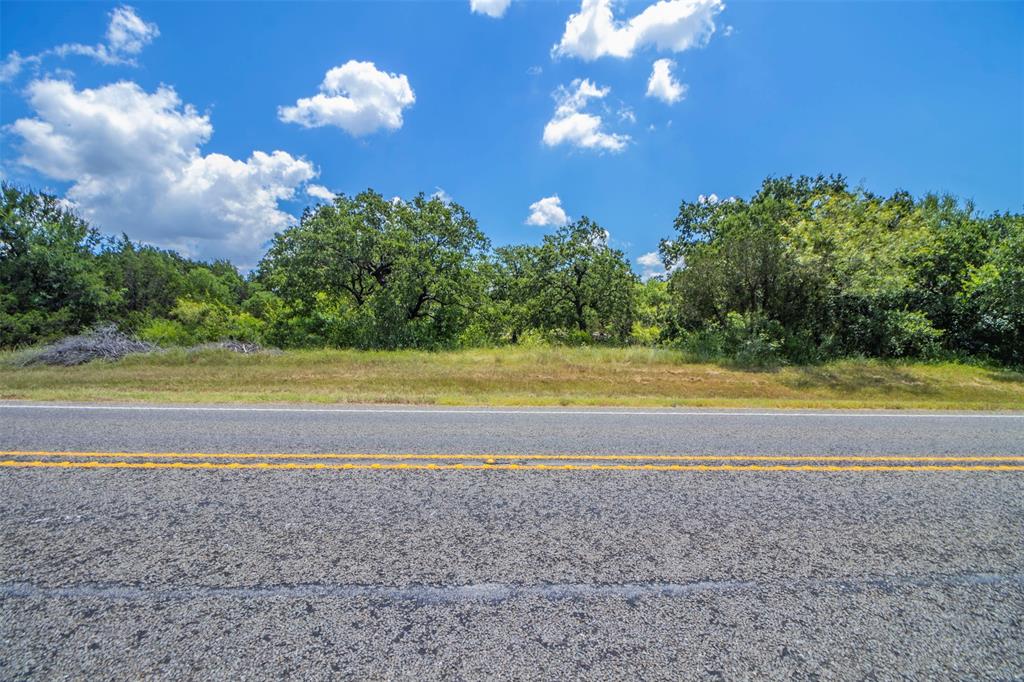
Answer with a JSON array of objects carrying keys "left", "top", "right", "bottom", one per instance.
[
  {"left": 663, "top": 186, "right": 820, "bottom": 348},
  {"left": 96, "top": 237, "right": 191, "bottom": 329},
  {"left": 961, "top": 213, "right": 1024, "bottom": 365},
  {"left": 257, "top": 190, "right": 490, "bottom": 348},
  {"left": 489, "top": 218, "right": 637, "bottom": 342},
  {"left": 660, "top": 175, "right": 1018, "bottom": 362},
  {"left": 0, "top": 185, "right": 112, "bottom": 346},
  {"left": 484, "top": 245, "right": 545, "bottom": 343}
]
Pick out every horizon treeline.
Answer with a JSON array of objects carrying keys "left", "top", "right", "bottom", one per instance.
[{"left": 1, "top": 176, "right": 1021, "bottom": 366}]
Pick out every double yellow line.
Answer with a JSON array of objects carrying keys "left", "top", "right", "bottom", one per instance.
[{"left": 2, "top": 451, "right": 1024, "bottom": 473}]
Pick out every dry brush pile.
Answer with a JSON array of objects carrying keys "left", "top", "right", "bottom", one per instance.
[{"left": 10, "top": 326, "right": 273, "bottom": 366}]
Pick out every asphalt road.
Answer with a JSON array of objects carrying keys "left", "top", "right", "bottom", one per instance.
[{"left": 2, "top": 402, "right": 1023, "bottom": 679}]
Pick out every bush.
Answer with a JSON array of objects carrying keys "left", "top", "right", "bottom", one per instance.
[
  {"left": 721, "top": 312, "right": 785, "bottom": 368},
  {"left": 516, "top": 329, "right": 551, "bottom": 348},
  {"left": 673, "top": 327, "right": 725, "bottom": 362},
  {"left": 880, "top": 309, "right": 943, "bottom": 359},
  {"left": 137, "top": 299, "right": 267, "bottom": 347},
  {"left": 139, "top": 318, "right": 193, "bottom": 346},
  {"left": 673, "top": 313, "right": 786, "bottom": 367},
  {"left": 456, "top": 322, "right": 494, "bottom": 348},
  {"left": 629, "top": 323, "right": 662, "bottom": 346}
]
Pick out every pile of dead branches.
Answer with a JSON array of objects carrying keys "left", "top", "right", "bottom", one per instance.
[
  {"left": 16, "top": 325, "right": 157, "bottom": 366},
  {"left": 188, "top": 340, "right": 270, "bottom": 355}
]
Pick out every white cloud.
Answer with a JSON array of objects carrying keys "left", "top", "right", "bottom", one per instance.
[
  {"left": 53, "top": 5, "right": 159, "bottom": 66},
  {"left": 10, "top": 79, "right": 316, "bottom": 266},
  {"left": 432, "top": 187, "right": 453, "bottom": 203},
  {"left": 636, "top": 251, "right": 666, "bottom": 280},
  {"left": 525, "top": 195, "right": 569, "bottom": 227},
  {"left": 646, "top": 58, "right": 686, "bottom": 104},
  {"left": 553, "top": 0, "right": 724, "bottom": 61},
  {"left": 470, "top": 0, "right": 513, "bottom": 18},
  {"left": 278, "top": 60, "right": 415, "bottom": 136},
  {"left": 0, "top": 52, "right": 40, "bottom": 84},
  {"left": 698, "top": 192, "right": 719, "bottom": 204},
  {"left": 618, "top": 104, "right": 637, "bottom": 123},
  {"left": 1, "top": 6, "right": 158, "bottom": 84},
  {"left": 306, "top": 184, "right": 334, "bottom": 201},
  {"left": 527, "top": 65, "right": 543, "bottom": 76},
  {"left": 637, "top": 249, "right": 685, "bottom": 280},
  {"left": 542, "top": 79, "right": 630, "bottom": 152},
  {"left": 106, "top": 6, "right": 159, "bottom": 54}
]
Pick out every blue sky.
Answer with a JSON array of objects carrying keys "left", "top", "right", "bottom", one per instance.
[{"left": 2, "top": 0, "right": 1022, "bottom": 272}]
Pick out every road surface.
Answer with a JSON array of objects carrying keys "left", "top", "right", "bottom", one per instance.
[{"left": 2, "top": 402, "right": 1023, "bottom": 679}]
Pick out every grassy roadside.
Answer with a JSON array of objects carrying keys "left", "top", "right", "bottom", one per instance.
[{"left": 1, "top": 347, "right": 1022, "bottom": 410}]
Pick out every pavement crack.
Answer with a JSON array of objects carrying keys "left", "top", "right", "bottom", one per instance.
[{"left": 1, "top": 573, "right": 1021, "bottom": 604}]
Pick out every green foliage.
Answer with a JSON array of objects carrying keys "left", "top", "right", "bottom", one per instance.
[
  {"left": 139, "top": 299, "right": 266, "bottom": 345},
  {"left": 629, "top": 322, "right": 661, "bottom": 346},
  {"left": 139, "top": 318, "right": 192, "bottom": 346},
  {"left": 241, "top": 289, "right": 286, "bottom": 322},
  {"left": 1, "top": 184, "right": 113, "bottom": 346},
  {"left": 488, "top": 218, "right": 637, "bottom": 343},
  {"left": 96, "top": 237, "right": 190, "bottom": 328},
  {"left": 662, "top": 175, "right": 1021, "bottom": 365},
  {"left": 673, "top": 312, "right": 785, "bottom": 367},
  {"left": 258, "top": 190, "right": 490, "bottom": 349},
  {"left": 2, "top": 181, "right": 1021, "bottom": 367},
  {"left": 877, "top": 309, "right": 943, "bottom": 359},
  {"left": 960, "top": 214, "right": 1024, "bottom": 364}
]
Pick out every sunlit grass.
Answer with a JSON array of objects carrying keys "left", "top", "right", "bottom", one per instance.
[{"left": 1, "top": 347, "right": 1021, "bottom": 410}]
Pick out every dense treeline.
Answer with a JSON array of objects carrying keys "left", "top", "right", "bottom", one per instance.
[{"left": 2, "top": 177, "right": 1021, "bottom": 365}]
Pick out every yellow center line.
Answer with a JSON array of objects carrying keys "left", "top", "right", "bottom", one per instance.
[
  {"left": 2, "top": 460, "right": 1024, "bottom": 473},
  {"left": 2, "top": 450, "right": 1024, "bottom": 463}
]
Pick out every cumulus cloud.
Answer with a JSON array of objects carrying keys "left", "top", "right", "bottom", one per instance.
[
  {"left": 553, "top": 0, "right": 724, "bottom": 61},
  {"left": 542, "top": 79, "right": 630, "bottom": 152},
  {"left": 470, "top": 0, "right": 513, "bottom": 18},
  {"left": 636, "top": 251, "right": 667, "bottom": 280},
  {"left": 306, "top": 184, "right": 335, "bottom": 201},
  {"left": 9, "top": 79, "right": 316, "bottom": 266},
  {"left": 646, "top": 58, "right": 686, "bottom": 103},
  {"left": 1, "top": 6, "right": 158, "bottom": 83},
  {"left": 278, "top": 60, "right": 415, "bottom": 136},
  {"left": 525, "top": 195, "right": 569, "bottom": 227}
]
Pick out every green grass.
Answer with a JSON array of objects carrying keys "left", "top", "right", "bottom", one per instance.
[{"left": 1, "top": 347, "right": 1022, "bottom": 410}]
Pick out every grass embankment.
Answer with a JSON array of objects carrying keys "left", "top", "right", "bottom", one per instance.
[{"left": 1, "top": 347, "right": 1022, "bottom": 410}]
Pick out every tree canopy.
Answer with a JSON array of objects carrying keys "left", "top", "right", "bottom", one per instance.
[
  {"left": 257, "top": 190, "right": 490, "bottom": 348},
  {"left": 2, "top": 179, "right": 1021, "bottom": 366},
  {"left": 661, "top": 176, "right": 1022, "bottom": 364}
]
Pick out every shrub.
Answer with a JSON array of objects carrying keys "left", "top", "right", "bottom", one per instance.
[
  {"left": 722, "top": 312, "right": 785, "bottom": 368},
  {"left": 139, "top": 318, "right": 193, "bottom": 346},
  {"left": 880, "top": 309, "right": 943, "bottom": 359},
  {"left": 138, "top": 299, "right": 267, "bottom": 346},
  {"left": 516, "top": 329, "right": 551, "bottom": 348},
  {"left": 629, "top": 322, "right": 662, "bottom": 346}
]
